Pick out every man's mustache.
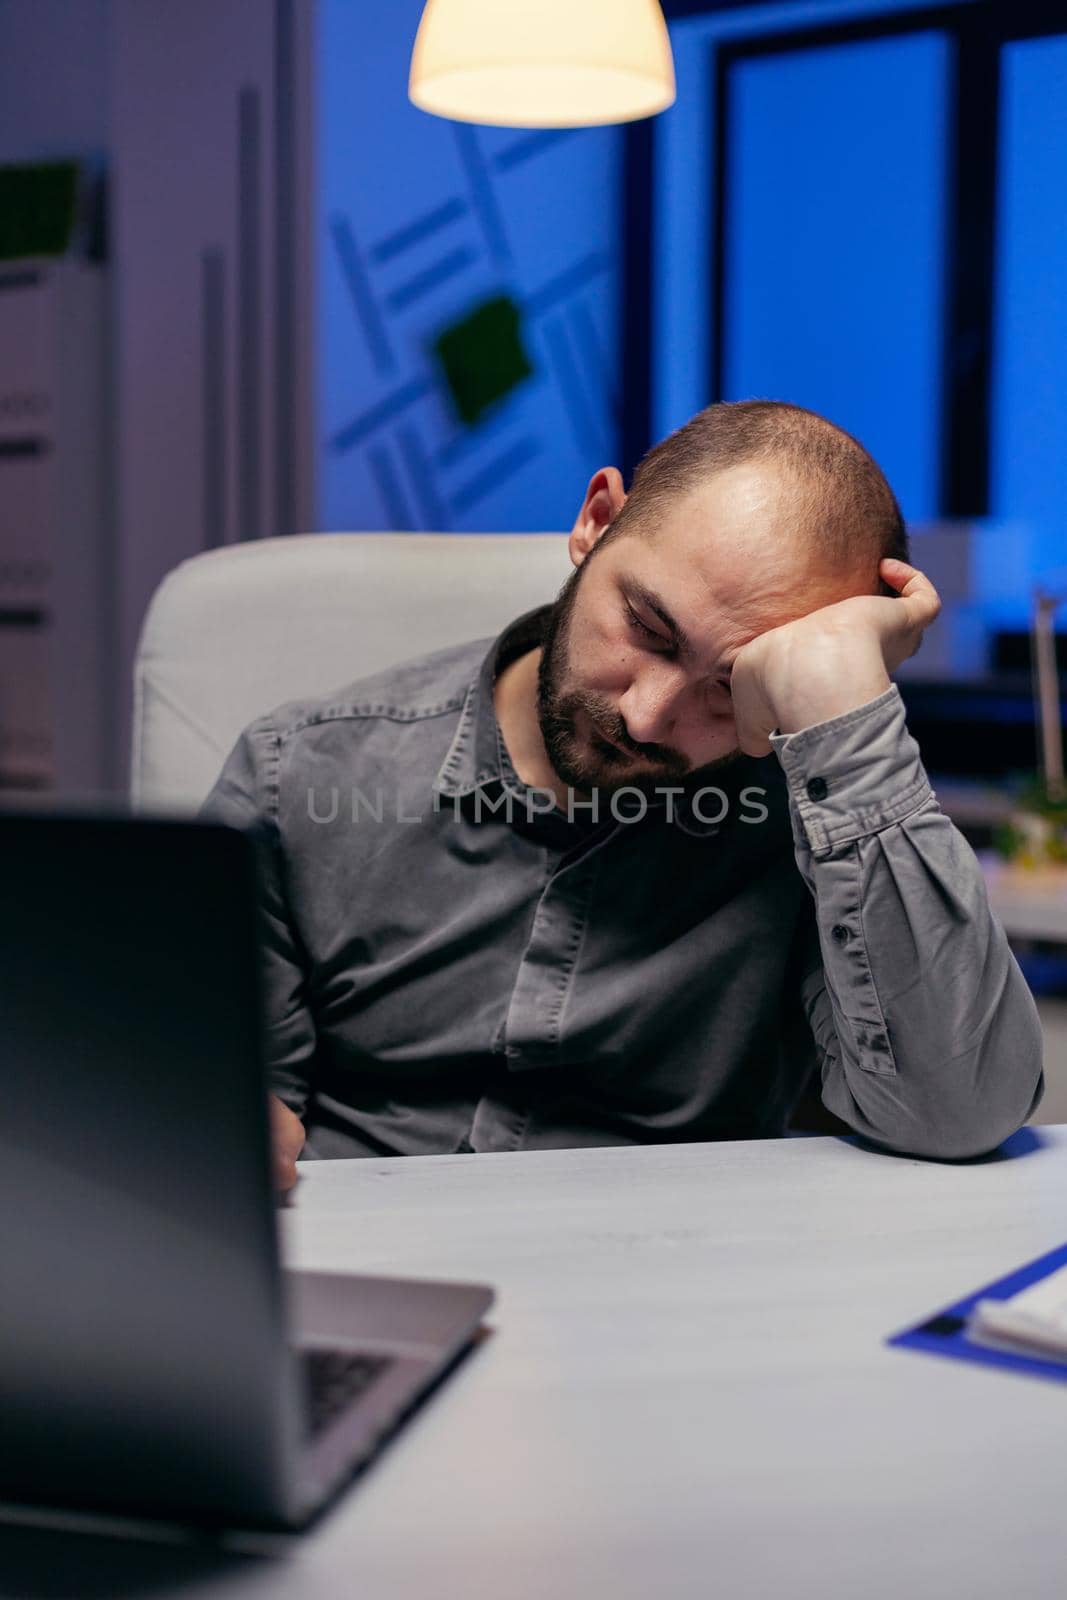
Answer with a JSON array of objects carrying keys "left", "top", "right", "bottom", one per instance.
[{"left": 565, "top": 695, "right": 688, "bottom": 772}]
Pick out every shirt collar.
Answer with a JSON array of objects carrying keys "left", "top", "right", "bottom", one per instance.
[{"left": 432, "top": 604, "right": 551, "bottom": 799}]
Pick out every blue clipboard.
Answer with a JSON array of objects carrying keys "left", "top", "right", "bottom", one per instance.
[{"left": 888, "top": 1239, "right": 1067, "bottom": 1386}]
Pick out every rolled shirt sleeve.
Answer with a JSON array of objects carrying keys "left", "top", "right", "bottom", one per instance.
[{"left": 769, "top": 684, "right": 1044, "bottom": 1159}]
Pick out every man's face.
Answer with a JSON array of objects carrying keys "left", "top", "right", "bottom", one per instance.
[{"left": 537, "top": 463, "right": 865, "bottom": 797}]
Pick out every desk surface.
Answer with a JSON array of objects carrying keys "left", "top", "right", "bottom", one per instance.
[{"left": 3, "top": 1130, "right": 1066, "bottom": 1599}]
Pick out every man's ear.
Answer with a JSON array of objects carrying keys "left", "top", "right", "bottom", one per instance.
[{"left": 568, "top": 467, "right": 627, "bottom": 568}]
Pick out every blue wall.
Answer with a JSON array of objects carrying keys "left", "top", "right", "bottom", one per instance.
[
  {"left": 317, "top": 0, "right": 622, "bottom": 533},
  {"left": 991, "top": 31, "right": 1067, "bottom": 564},
  {"left": 316, "top": 0, "right": 1067, "bottom": 576},
  {"left": 723, "top": 31, "right": 949, "bottom": 522}
]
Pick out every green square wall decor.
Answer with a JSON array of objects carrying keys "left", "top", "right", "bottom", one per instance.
[
  {"left": 433, "top": 293, "right": 533, "bottom": 427},
  {"left": 0, "top": 162, "right": 80, "bottom": 261}
]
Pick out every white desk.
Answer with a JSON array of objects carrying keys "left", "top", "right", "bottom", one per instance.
[{"left": 2, "top": 1131, "right": 1066, "bottom": 1598}]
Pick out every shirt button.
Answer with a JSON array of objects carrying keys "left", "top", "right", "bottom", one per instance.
[
  {"left": 830, "top": 924, "right": 849, "bottom": 945},
  {"left": 806, "top": 776, "right": 828, "bottom": 801}
]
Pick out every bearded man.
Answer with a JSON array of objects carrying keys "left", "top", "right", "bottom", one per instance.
[{"left": 202, "top": 400, "right": 1044, "bottom": 1190}]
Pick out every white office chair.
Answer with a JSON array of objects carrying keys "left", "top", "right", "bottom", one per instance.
[{"left": 131, "top": 532, "right": 572, "bottom": 810}]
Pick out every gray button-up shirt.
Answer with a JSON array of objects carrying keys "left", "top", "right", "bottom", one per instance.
[{"left": 201, "top": 604, "right": 1044, "bottom": 1161}]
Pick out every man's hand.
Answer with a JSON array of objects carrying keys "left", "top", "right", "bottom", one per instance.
[
  {"left": 269, "top": 1093, "right": 306, "bottom": 1193},
  {"left": 730, "top": 557, "right": 941, "bottom": 756}
]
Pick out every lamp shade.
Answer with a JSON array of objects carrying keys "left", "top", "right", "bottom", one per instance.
[{"left": 409, "top": 0, "right": 676, "bottom": 128}]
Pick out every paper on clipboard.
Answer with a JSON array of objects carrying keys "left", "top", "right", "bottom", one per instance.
[
  {"left": 888, "top": 1240, "right": 1067, "bottom": 1386},
  {"left": 969, "top": 1262, "right": 1067, "bottom": 1363}
]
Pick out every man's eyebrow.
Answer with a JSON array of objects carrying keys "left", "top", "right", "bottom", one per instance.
[{"left": 624, "top": 578, "right": 736, "bottom": 682}]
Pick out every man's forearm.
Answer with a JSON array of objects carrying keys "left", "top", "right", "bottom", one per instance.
[
  {"left": 769, "top": 687, "right": 1044, "bottom": 1159},
  {"left": 199, "top": 718, "right": 319, "bottom": 1119}
]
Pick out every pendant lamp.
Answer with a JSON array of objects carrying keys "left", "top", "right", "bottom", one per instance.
[{"left": 409, "top": 0, "right": 676, "bottom": 128}]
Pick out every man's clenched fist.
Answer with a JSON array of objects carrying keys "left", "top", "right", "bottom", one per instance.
[{"left": 729, "top": 557, "right": 942, "bottom": 754}]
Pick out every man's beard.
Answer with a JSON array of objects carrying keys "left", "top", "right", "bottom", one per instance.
[{"left": 535, "top": 560, "right": 741, "bottom": 801}]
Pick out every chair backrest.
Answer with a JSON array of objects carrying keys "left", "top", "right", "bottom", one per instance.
[{"left": 132, "top": 532, "right": 572, "bottom": 810}]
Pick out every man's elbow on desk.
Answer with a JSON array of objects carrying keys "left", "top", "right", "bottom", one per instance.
[
  {"left": 825, "top": 1031, "right": 1045, "bottom": 1162},
  {"left": 943, "top": 1059, "right": 1046, "bottom": 1162}
]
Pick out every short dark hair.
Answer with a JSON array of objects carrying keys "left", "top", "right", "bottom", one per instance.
[{"left": 605, "top": 399, "right": 908, "bottom": 597}]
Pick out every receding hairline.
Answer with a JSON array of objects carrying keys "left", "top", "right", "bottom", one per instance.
[{"left": 599, "top": 399, "right": 908, "bottom": 593}]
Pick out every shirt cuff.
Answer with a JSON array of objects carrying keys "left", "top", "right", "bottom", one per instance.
[{"left": 767, "top": 684, "right": 932, "bottom": 858}]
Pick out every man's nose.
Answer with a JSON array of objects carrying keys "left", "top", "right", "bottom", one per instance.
[{"left": 618, "top": 665, "right": 685, "bottom": 747}]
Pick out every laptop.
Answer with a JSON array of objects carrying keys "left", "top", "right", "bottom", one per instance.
[{"left": 0, "top": 807, "right": 494, "bottom": 1532}]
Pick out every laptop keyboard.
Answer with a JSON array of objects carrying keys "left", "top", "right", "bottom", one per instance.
[{"left": 300, "top": 1348, "right": 394, "bottom": 1438}]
